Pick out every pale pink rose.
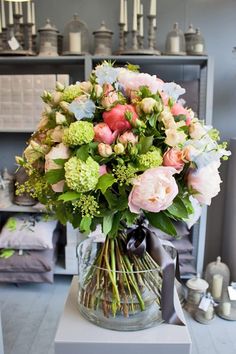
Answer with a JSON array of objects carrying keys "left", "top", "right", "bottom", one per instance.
[
  {"left": 45, "top": 143, "right": 70, "bottom": 192},
  {"left": 101, "top": 91, "right": 119, "bottom": 109},
  {"left": 187, "top": 161, "right": 222, "bottom": 205},
  {"left": 163, "top": 148, "right": 185, "bottom": 171},
  {"left": 140, "top": 97, "right": 158, "bottom": 114},
  {"left": 189, "top": 121, "right": 206, "bottom": 140},
  {"left": 159, "top": 91, "right": 169, "bottom": 106},
  {"left": 128, "top": 166, "right": 178, "bottom": 214},
  {"left": 171, "top": 103, "right": 192, "bottom": 125},
  {"left": 50, "top": 126, "right": 65, "bottom": 143},
  {"left": 103, "top": 104, "right": 138, "bottom": 132},
  {"left": 165, "top": 128, "right": 187, "bottom": 147},
  {"left": 79, "top": 81, "right": 93, "bottom": 93},
  {"left": 97, "top": 143, "right": 113, "bottom": 157},
  {"left": 94, "top": 123, "right": 117, "bottom": 144},
  {"left": 118, "top": 131, "right": 138, "bottom": 146},
  {"left": 160, "top": 107, "right": 176, "bottom": 129},
  {"left": 99, "top": 165, "right": 107, "bottom": 176}
]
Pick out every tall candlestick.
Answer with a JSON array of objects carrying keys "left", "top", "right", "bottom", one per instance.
[
  {"left": 31, "top": 2, "right": 36, "bottom": 35},
  {"left": 150, "top": 0, "right": 156, "bottom": 16},
  {"left": 140, "top": 4, "right": 143, "bottom": 36},
  {"left": 119, "top": 0, "right": 124, "bottom": 23},
  {"left": 212, "top": 274, "right": 223, "bottom": 299},
  {"left": 124, "top": 0, "right": 128, "bottom": 31},
  {"left": 1, "top": 0, "right": 6, "bottom": 28},
  {"left": 132, "top": 0, "right": 137, "bottom": 31},
  {"left": 19, "top": 3, "right": 23, "bottom": 23},
  {"left": 27, "top": 0, "right": 32, "bottom": 23},
  {"left": 8, "top": 2, "right": 13, "bottom": 25}
]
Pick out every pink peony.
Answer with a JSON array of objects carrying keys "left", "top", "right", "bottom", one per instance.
[
  {"left": 45, "top": 143, "right": 70, "bottom": 192},
  {"left": 99, "top": 164, "right": 107, "bottom": 176},
  {"left": 128, "top": 166, "right": 178, "bottom": 214},
  {"left": 187, "top": 161, "right": 222, "bottom": 205},
  {"left": 171, "top": 103, "right": 191, "bottom": 125},
  {"left": 118, "top": 131, "right": 138, "bottom": 146},
  {"left": 103, "top": 104, "right": 138, "bottom": 132},
  {"left": 94, "top": 122, "right": 117, "bottom": 144},
  {"left": 163, "top": 148, "right": 185, "bottom": 171}
]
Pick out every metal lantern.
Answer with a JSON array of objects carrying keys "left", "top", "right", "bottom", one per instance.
[
  {"left": 165, "top": 23, "right": 186, "bottom": 56},
  {"left": 63, "top": 14, "right": 89, "bottom": 55},
  {"left": 184, "top": 24, "right": 196, "bottom": 55},
  {"left": 38, "top": 19, "right": 59, "bottom": 56},
  {"left": 185, "top": 274, "right": 209, "bottom": 314},
  {"left": 93, "top": 21, "right": 113, "bottom": 56},
  {"left": 187, "top": 28, "right": 205, "bottom": 55},
  {"left": 13, "top": 166, "right": 37, "bottom": 206},
  {"left": 204, "top": 256, "right": 230, "bottom": 302}
]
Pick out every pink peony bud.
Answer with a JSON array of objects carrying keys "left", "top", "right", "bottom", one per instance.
[
  {"left": 94, "top": 122, "right": 118, "bottom": 144},
  {"left": 103, "top": 104, "right": 138, "bottom": 132},
  {"left": 97, "top": 143, "right": 113, "bottom": 157},
  {"left": 118, "top": 131, "right": 138, "bottom": 146}
]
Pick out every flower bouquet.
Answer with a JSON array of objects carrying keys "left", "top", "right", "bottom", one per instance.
[{"left": 16, "top": 61, "right": 229, "bottom": 330}]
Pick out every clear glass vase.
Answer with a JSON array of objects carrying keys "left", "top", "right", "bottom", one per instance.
[{"left": 77, "top": 237, "right": 163, "bottom": 331}]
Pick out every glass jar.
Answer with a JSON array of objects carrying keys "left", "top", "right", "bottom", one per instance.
[
  {"left": 38, "top": 19, "right": 59, "bottom": 56},
  {"left": 187, "top": 28, "right": 205, "bottom": 55},
  {"left": 63, "top": 14, "right": 89, "bottom": 55},
  {"left": 165, "top": 23, "right": 186, "bottom": 55},
  {"left": 77, "top": 238, "right": 163, "bottom": 331},
  {"left": 185, "top": 274, "right": 209, "bottom": 314},
  {"left": 184, "top": 24, "right": 196, "bottom": 55},
  {"left": 93, "top": 21, "right": 113, "bottom": 55}
]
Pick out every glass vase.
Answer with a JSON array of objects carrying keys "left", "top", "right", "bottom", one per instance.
[{"left": 77, "top": 236, "right": 163, "bottom": 331}]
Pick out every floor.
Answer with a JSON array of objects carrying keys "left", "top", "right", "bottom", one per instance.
[{"left": 0, "top": 275, "right": 236, "bottom": 354}]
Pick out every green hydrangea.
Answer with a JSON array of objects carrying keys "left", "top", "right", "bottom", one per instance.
[
  {"left": 62, "top": 84, "right": 81, "bottom": 102},
  {"left": 63, "top": 121, "right": 95, "bottom": 146},
  {"left": 72, "top": 195, "right": 100, "bottom": 217},
  {"left": 64, "top": 156, "right": 99, "bottom": 192},
  {"left": 113, "top": 164, "right": 137, "bottom": 186},
  {"left": 138, "top": 148, "right": 163, "bottom": 169}
]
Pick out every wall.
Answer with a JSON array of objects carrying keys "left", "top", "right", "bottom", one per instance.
[{"left": 16, "top": 0, "right": 236, "bottom": 265}]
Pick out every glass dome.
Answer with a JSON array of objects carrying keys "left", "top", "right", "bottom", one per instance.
[
  {"left": 38, "top": 19, "right": 59, "bottom": 56},
  {"left": 165, "top": 23, "right": 186, "bottom": 55},
  {"left": 184, "top": 24, "right": 196, "bottom": 55},
  {"left": 187, "top": 28, "right": 205, "bottom": 55},
  {"left": 63, "top": 14, "right": 89, "bottom": 55}
]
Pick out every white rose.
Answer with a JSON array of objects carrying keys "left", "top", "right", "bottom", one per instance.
[
  {"left": 189, "top": 121, "right": 206, "bottom": 140},
  {"left": 165, "top": 128, "right": 187, "bottom": 147},
  {"left": 140, "top": 97, "right": 158, "bottom": 114},
  {"left": 56, "top": 112, "right": 67, "bottom": 125},
  {"left": 159, "top": 107, "right": 176, "bottom": 129}
]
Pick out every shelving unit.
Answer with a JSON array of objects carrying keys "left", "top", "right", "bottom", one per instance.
[{"left": 0, "top": 54, "right": 214, "bottom": 276}]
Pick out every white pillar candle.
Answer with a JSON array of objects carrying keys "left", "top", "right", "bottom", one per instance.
[
  {"left": 153, "top": 18, "right": 156, "bottom": 28},
  {"left": 222, "top": 302, "right": 231, "bottom": 316},
  {"left": 194, "top": 43, "right": 203, "bottom": 53},
  {"left": 136, "top": 0, "right": 141, "bottom": 15},
  {"left": 14, "top": 3, "right": 20, "bottom": 15},
  {"left": 170, "top": 37, "right": 180, "bottom": 53},
  {"left": 31, "top": 2, "right": 36, "bottom": 35},
  {"left": 0, "top": 10, "right": 2, "bottom": 33},
  {"left": 150, "top": 0, "right": 156, "bottom": 16},
  {"left": 212, "top": 274, "right": 223, "bottom": 299},
  {"left": 204, "top": 304, "right": 214, "bottom": 320},
  {"left": 119, "top": 0, "right": 124, "bottom": 23},
  {"left": 1, "top": 0, "right": 6, "bottom": 28},
  {"left": 69, "top": 32, "right": 81, "bottom": 53},
  {"left": 27, "top": 0, "right": 31, "bottom": 23},
  {"left": 8, "top": 2, "right": 13, "bottom": 25},
  {"left": 132, "top": 0, "right": 137, "bottom": 31},
  {"left": 124, "top": 0, "right": 128, "bottom": 31},
  {"left": 140, "top": 4, "right": 143, "bottom": 36}
]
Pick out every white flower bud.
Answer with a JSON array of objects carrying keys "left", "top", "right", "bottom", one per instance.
[
  {"left": 56, "top": 112, "right": 67, "bottom": 125},
  {"left": 56, "top": 81, "right": 65, "bottom": 92},
  {"left": 114, "top": 143, "right": 125, "bottom": 155}
]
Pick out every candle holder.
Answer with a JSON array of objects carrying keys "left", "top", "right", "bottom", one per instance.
[
  {"left": 184, "top": 274, "right": 209, "bottom": 314},
  {"left": 25, "top": 22, "right": 36, "bottom": 56},
  {"left": 116, "top": 22, "right": 126, "bottom": 54},
  {"left": 165, "top": 23, "right": 186, "bottom": 56}
]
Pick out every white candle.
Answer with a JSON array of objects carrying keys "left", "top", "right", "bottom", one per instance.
[
  {"left": 124, "top": 0, "right": 128, "bottom": 31},
  {"left": 204, "top": 304, "right": 214, "bottom": 320},
  {"left": 132, "top": 0, "right": 137, "bottom": 31},
  {"left": 8, "top": 2, "right": 13, "bottom": 25},
  {"left": 0, "top": 9, "right": 2, "bottom": 33},
  {"left": 222, "top": 302, "right": 231, "bottom": 316},
  {"left": 14, "top": 3, "right": 20, "bottom": 15},
  {"left": 153, "top": 18, "right": 156, "bottom": 28},
  {"left": 136, "top": 0, "right": 141, "bottom": 15},
  {"left": 212, "top": 274, "right": 223, "bottom": 299},
  {"left": 19, "top": 3, "right": 23, "bottom": 23},
  {"left": 31, "top": 2, "right": 36, "bottom": 35},
  {"left": 170, "top": 37, "right": 180, "bottom": 53},
  {"left": 150, "top": 0, "right": 156, "bottom": 16},
  {"left": 140, "top": 4, "right": 143, "bottom": 36},
  {"left": 1, "top": 0, "right": 6, "bottom": 28},
  {"left": 119, "top": 0, "right": 124, "bottom": 23},
  {"left": 27, "top": 0, "right": 31, "bottom": 23},
  {"left": 69, "top": 32, "right": 81, "bottom": 53},
  {"left": 194, "top": 43, "right": 204, "bottom": 53}
]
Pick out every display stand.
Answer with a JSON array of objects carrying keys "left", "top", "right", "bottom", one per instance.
[
  {"left": 0, "top": 313, "right": 4, "bottom": 354},
  {"left": 55, "top": 276, "right": 192, "bottom": 354}
]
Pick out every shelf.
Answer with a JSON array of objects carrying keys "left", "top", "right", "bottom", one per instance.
[
  {"left": 0, "top": 203, "right": 46, "bottom": 213},
  {"left": 0, "top": 129, "right": 34, "bottom": 133}
]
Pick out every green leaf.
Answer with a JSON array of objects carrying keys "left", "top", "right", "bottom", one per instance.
[
  {"left": 139, "top": 136, "right": 153, "bottom": 154},
  {"left": 71, "top": 214, "right": 82, "bottom": 229},
  {"left": 96, "top": 174, "right": 116, "bottom": 194},
  {"left": 80, "top": 216, "right": 92, "bottom": 233},
  {"left": 76, "top": 144, "right": 90, "bottom": 161},
  {"left": 53, "top": 158, "right": 67, "bottom": 167},
  {"left": 58, "top": 191, "right": 81, "bottom": 202},
  {"left": 103, "top": 214, "right": 114, "bottom": 235},
  {"left": 45, "top": 169, "right": 64, "bottom": 184},
  {"left": 145, "top": 211, "right": 177, "bottom": 236},
  {"left": 121, "top": 209, "right": 138, "bottom": 226},
  {"left": 148, "top": 114, "right": 157, "bottom": 128},
  {"left": 0, "top": 249, "right": 15, "bottom": 259},
  {"left": 167, "top": 197, "right": 188, "bottom": 219}
]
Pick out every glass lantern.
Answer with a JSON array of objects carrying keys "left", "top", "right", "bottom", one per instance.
[
  {"left": 63, "top": 14, "right": 89, "bottom": 55},
  {"left": 184, "top": 24, "right": 196, "bottom": 55},
  {"left": 204, "top": 256, "right": 230, "bottom": 302},
  {"left": 38, "top": 19, "right": 59, "bottom": 56},
  {"left": 185, "top": 274, "right": 209, "bottom": 314},
  {"left": 165, "top": 23, "right": 186, "bottom": 55},
  {"left": 194, "top": 293, "right": 215, "bottom": 324},
  {"left": 187, "top": 28, "right": 205, "bottom": 55},
  {"left": 93, "top": 21, "right": 113, "bottom": 56}
]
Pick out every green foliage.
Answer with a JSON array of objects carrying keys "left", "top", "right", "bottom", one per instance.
[
  {"left": 58, "top": 191, "right": 81, "bottom": 202},
  {"left": 167, "top": 196, "right": 189, "bottom": 219},
  {"left": 145, "top": 211, "right": 177, "bottom": 236},
  {"left": 45, "top": 169, "right": 65, "bottom": 184},
  {"left": 96, "top": 174, "right": 116, "bottom": 194}
]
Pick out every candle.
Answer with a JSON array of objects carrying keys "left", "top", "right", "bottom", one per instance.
[
  {"left": 1, "top": 0, "right": 6, "bottom": 28},
  {"left": 31, "top": 2, "right": 36, "bottom": 35},
  {"left": 139, "top": 4, "right": 143, "bottom": 36},
  {"left": 204, "top": 304, "right": 214, "bottom": 320},
  {"left": 153, "top": 18, "right": 156, "bottom": 28},
  {"left": 150, "top": 0, "right": 156, "bottom": 16},
  {"left": 119, "top": 0, "right": 124, "bottom": 23},
  {"left": 8, "top": 2, "right": 13, "bottom": 25},
  {"left": 19, "top": 3, "right": 23, "bottom": 23},
  {"left": 27, "top": 0, "right": 31, "bottom": 23},
  {"left": 132, "top": 0, "right": 137, "bottom": 31},
  {"left": 222, "top": 302, "right": 231, "bottom": 316},
  {"left": 212, "top": 274, "right": 223, "bottom": 299},
  {"left": 194, "top": 43, "right": 203, "bottom": 53},
  {"left": 136, "top": 0, "right": 141, "bottom": 15},
  {"left": 69, "top": 32, "right": 81, "bottom": 53},
  {"left": 124, "top": 0, "right": 128, "bottom": 31},
  {"left": 170, "top": 37, "right": 180, "bottom": 53},
  {"left": 14, "top": 3, "right": 20, "bottom": 15},
  {"left": 0, "top": 9, "right": 2, "bottom": 33}
]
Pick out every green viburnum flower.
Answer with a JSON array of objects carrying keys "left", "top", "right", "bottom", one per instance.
[
  {"left": 113, "top": 164, "right": 137, "bottom": 186},
  {"left": 64, "top": 156, "right": 99, "bottom": 193},
  {"left": 62, "top": 84, "right": 81, "bottom": 102},
  {"left": 138, "top": 148, "right": 163, "bottom": 169},
  {"left": 72, "top": 195, "right": 100, "bottom": 217},
  {"left": 63, "top": 121, "right": 95, "bottom": 146}
]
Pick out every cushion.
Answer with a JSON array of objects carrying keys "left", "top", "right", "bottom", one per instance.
[
  {"left": 0, "top": 270, "right": 54, "bottom": 283},
  {"left": 0, "top": 214, "right": 58, "bottom": 250}
]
